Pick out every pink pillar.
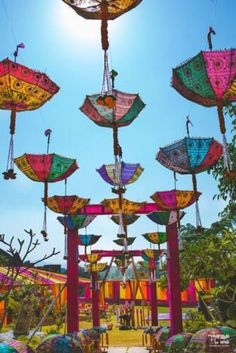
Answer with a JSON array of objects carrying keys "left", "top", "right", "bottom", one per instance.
[
  {"left": 67, "top": 228, "right": 79, "bottom": 333},
  {"left": 91, "top": 271, "right": 100, "bottom": 327},
  {"left": 167, "top": 223, "right": 183, "bottom": 336},
  {"left": 150, "top": 279, "right": 158, "bottom": 326}
]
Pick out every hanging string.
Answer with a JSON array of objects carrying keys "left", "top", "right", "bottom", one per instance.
[
  {"left": 173, "top": 171, "right": 177, "bottom": 189},
  {"left": 192, "top": 173, "right": 202, "bottom": 229}
]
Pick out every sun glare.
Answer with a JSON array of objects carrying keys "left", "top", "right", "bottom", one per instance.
[{"left": 57, "top": 2, "right": 101, "bottom": 45}]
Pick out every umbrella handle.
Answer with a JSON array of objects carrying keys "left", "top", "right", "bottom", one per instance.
[
  {"left": 207, "top": 26, "right": 216, "bottom": 51},
  {"left": 217, "top": 102, "right": 226, "bottom": 134},
  {"left": 101, "top": 2, "right": 109, "bottom": 51},
  {"left": 10, "top": 109, "right": 16, "bottom": 135}
]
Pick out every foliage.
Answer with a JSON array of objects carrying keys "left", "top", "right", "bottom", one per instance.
[
  {"left": 0, "top": 229, "right": 59, "bottom": 331},
  {"left": 209, "top": 103, "right": 236, "bottom": 217},
  {"left": 183, "top": 310, "right": 213, "bottom": 333}
]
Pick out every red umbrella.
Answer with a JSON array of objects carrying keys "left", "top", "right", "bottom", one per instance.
[{"left": 0, "top": 55, "right": 59, "bottom": 178}]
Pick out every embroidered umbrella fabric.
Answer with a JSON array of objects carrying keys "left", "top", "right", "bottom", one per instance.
[
  {"left": 35, "top": 334, "right": 83, "bottom": 353},
  {"left": 163, "top": 332, "right": 193, "bottom": 353},
  {"left": 156, "top": 137, "right": 222, "bottom": 227},
  {"left": 142, "top": 232, "right": 167, "bottom": 245},
  {"left": 57, "top": 214, "right": 97, "bottom": 230},
  {"left": 172, "top": 49, "right": 236, "bottom": 171},
  {"left": 0, "top": 58, "right": 59, "bottom": 178},
  {"left": 147, "top": 211, "right": 184, "bottom": 226},
  {"left": 150, "top": 190, "right": 200, "bottom": 211},
  {"left": 80, "top": 90, "right": 145, "bottom": 156},
  {"left": 14, "top": 153, "right": 78, "bottom": 240}
]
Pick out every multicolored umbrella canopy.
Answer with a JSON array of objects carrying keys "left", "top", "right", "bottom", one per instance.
[
  {"left": 14, "top": 153, "right": 78, "bottom": 240},
  {"left": 62, "top": 0, "right": 143, "bottom": 51},
  {"left": 147, "top": 211, "right": 184, "bottom": 226},
  {"left": 5, "top": 340, "right": 35, "bottom": 353},
  {"left": 111, "top": 214, "right": 140, "bottom": 225},
  {"left": 101, "top": 197, "right": 145, "bottom": 214},
  {"left": 88, "top": 262, "right": 108, "bottom": 272},
  {"left": 97, "top": 161, "right": 144, "bottom": 191},
  {"left": 80, "top": 90, "right": 145, "bottom": 156},
  {"left": 141, "top": 249, "right": 163, "bottom": 262},
  {"left": 113, "top": 237, "right": 136, "bottom": 246},
  {"left": 35, "top": 334, "right": 83, "bottom": 353},
  {"left": 163, "top": 332, "right": 193, "bottom": 353},
  {"left": 151, "top": 190, "right": 200, "bottom": 211},
  {"left": 57, "top": 214, "right": 97, "bottom": 230},
  {"left": 186, "top": 326, "right": 236, "bottom": 353},
  {"left": 172, "top": 49, "right": 236, "bottom": 171},
  {"left": 156, "top": 137, "right": 222, "bottom": 227},
  {"left": 142, "top": 232, "right": 167, "bottom": 245},
  {"left": 157, "top": 137, "right": 223, "bottom": 175},
  {"left": 46, "top": 195, "right": 90, "bottom": 214},
  {"left": 154, "top": 326, "right": 170, "bottom": 347},
  {"left": 0, "top": 58, "right": 59, "bottom": 178},
  {"left": 0, "top": 344, "right": 18, "bottom": 353},
  {"left": 78, "top": 234, "right": 101, "bottom": 246},
  {"left": 62, "top": 0, "right": 143, "bottom": 20}
]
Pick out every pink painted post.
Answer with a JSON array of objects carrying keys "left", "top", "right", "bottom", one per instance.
[
  {"left": 150, "top": 279, "right": 158, "bottom": 326},
  {"left": 167, "top": 223, "right": 183, "bottom": 336},
  {"left": 67, "top": 228, "right": 79, "bottom": 333},
  {"left": 91, "top": 270, "right": 100, "bottom": 327}
]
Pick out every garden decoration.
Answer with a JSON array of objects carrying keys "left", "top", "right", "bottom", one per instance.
[
  {"left": 0, "top": 344, "right": 18, "bottom": 353},
  {"left": 186, "top": 326, "right": 236, "bottom": 353},
  {"left": 35, "top": 334, "right": 83, "bottom": 353},
  {"left": 154, "top": 327, "right": 171, "bottom": 351},
  {"left": 163, "top": 332, "right": 193, "bottom": 353},
  {"left": 81, "top": 91, "right": 145, "bottom": 158},
  {"left": 97, "top": 161, "right": 143, "bottom": 193},
  {"left": 172, "top": 40, "right": 236, "bottom": 172},
  {"left": 14, "top": 152, "right": 78, "bottom": 240},
  {"left": 6, "top": 340, "right": 35, "bottom": 353},
  {"left": 151, "top": 189, "right": 200, "bottom": 230},
  {"left": 156, "top": 137, "right": 223, "bottom": 227},
  {"left": 77, "top": 234, "right": 101, "bottom": 254},
  {"left": 0, "top": 53, "right": 59, "bottom": 179},
  {"left": 113, "top": 237, "right": 136, "bottom": 246},
  {"left": 111, "top": 214, "right": 140, "bottom": 225},
  {"left": 142, "top": 232, "right": 167, "bottom": 246},
  {"left": 46, "top": 195, "right": 90, "bottom": 234},
  {"left": 57, "top": 214, "right": 97, "bottom": 230},
  {"left": 147, "top": 210, "right": 184, "bottom": 226}
]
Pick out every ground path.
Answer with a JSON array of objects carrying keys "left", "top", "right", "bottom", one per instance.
[{"left": 108, "top": 348, "right": 147, "bottom": 353}]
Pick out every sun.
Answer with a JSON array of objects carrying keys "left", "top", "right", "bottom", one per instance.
[{"left": 57, "top": 2, "right": 101, "bottom": 45}]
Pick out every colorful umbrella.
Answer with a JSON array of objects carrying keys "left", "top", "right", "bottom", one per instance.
[
  {"left": 101, "top": 197, "right": 145, "bottom": 214},
  {"left": 80, "top": 90, "right": 145, "bottom": 156},
  {"left": 150, "top": 190, "right": 200, "bottom": 211},
  {"left": 7, "top": 340, "right": 35, "bottom": 353},
  {"left": 46, "top": 195, "right": 90, "bottom": 214},
  {"left": 142, "top": 232, "right": 167, "bottom": 245},
  {"left": 113, "top": 237, "right": 136, "bottom": 246},
  {"left": 14, "top": 153, "right": 78, "bottom": 240},
  {"left": 57, "top": 214, "right": 97, "bottom": 230},
  {"left": 156, "top": 137, "right": 223, "bottom": 227},
  {"left": 0, "top": 57, "right": 59, "bottom": 178},
  {"left": 35, "top": 334, "right": 83, "bottom": 353},
  {"left": 186, "top": 326, "right": 236, "bottom": 353},
  {"left": 0, "top": 344, "right": 18, "bottom": 353},
  {"left": 141, "top": 249, "right": 163, "bottom": 262},
  {"left": 163, "top": 332, "right": 193, "bottom": 353},
  {"left": 88, "top": 262, "right": 108, "bottom": 272},
  {"left": 62, "top": 0, "right": 142, "bottom": 50},
  {"left": 154, "top": 327, "right": 170, "bottom": 351},
  {"left": 157, "top": 137, "right": 223, "bottom": 175},
  {"left": 97, "top": 161, "right": 144, "bottom": 192},
  {"left": 111, "top": 214, "right": 140, "bottom": 225},
  {"left": 172, "top": 49, "right": 236, "bottom": 171},
  {"left": 78, "top": 234, "right": 101, "bottom": 255},
  {"left": 147, "top": 211, "right": 184, "bottom": 226}
]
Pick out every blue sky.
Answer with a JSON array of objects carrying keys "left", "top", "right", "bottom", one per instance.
[{"left": 0, "top": 0, "right": 235, "bottom": 263}]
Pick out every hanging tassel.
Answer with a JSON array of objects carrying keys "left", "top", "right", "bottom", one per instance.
[
  {"left": 3, "top": 135, "right": 16, "bottom": 179},
  {"left": 113, "top": 125, "right": 120, "bottom": 157},
  {"left": 64, "top": 231, "right": 68, "bottom": 259},
  {"left": 192, "top": 173, "right": 202, "bottom": 229},
  {"left": 41, "top": 181, "right": 48, "bottom": 241},
  {"left": 222, "top": 133, "right": 232, "bottom": 173}
]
